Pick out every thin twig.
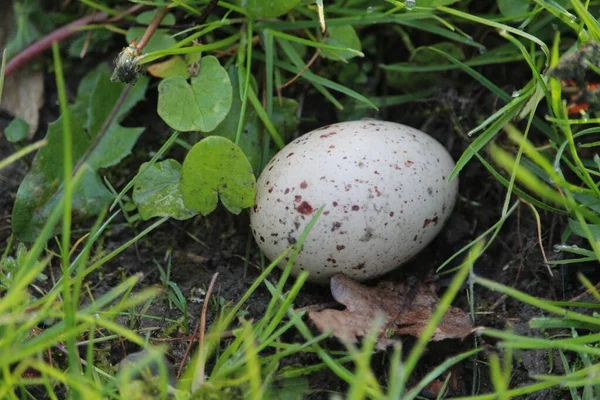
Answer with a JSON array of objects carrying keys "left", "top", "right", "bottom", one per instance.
[
  {"left": 177, "top": 272, "right": 219, "bottom": 379},
  {"left": 5, "top": 12, "right": 109, "bottom": 77},
  {"left": 522, "top": 200, "right": 552, "bottom": 276}
]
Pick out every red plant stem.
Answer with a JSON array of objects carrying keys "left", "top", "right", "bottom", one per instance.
[
  {"left": 5, "top": 12, "right": 109, "bottom": 78},
  {"left": 136, "top": 7, "right": 170, "bottom": 51}
]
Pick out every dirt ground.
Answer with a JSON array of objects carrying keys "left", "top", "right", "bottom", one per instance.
[{"left": 1, "top": 23, "right": 597, "bottom": 399}]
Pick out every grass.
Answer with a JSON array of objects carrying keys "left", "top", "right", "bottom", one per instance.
[{"left": 2, "top": 0, "right": 600, "bottom": 398}]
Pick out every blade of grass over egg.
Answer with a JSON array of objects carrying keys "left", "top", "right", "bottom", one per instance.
[
  {"left": 397, "top": 240, "right": 485, "bottom": 395},
  {"left": 109, "top": 130, "right": 180, "bottom": 211}
]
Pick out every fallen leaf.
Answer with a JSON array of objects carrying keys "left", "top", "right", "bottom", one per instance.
[
  {"left": 308, "top": 274, "right": 473, "bottom": 350},
  {"left": 0, "top": 4, "right": 44, "bottom": 137}
]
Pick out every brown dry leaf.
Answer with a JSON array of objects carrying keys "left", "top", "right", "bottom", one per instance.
[
  {"left": 0, "top": 5, "right": 44, "bottom": 138},
  {"left": 308, "top": 274, "right": 473, "bottom": 350}
]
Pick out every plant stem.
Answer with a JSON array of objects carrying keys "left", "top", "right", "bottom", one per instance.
[
  {"left": 136, "top": 7, "right": 170, "bottom": 51},
  {"left": 5, "top": 12, "right": 109, "bottom": 77}
]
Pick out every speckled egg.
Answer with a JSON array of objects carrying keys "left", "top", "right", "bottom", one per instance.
[{"left": 250, "top": 120, "right": 458, "bottom": 283}]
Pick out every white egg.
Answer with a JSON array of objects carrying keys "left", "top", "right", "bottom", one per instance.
[{"left": 250, "top": 120, "right": 458, "bottom": 283}]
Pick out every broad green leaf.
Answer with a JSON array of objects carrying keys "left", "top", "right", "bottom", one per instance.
[
  {"left": 271, "top": 98, "right": 299, "bottom": 141},
  {"left": 5, "top": 1, "right": 41, "bottom": 58},
  {"left": 132, "top": 159, "right": 196, "bottom": 220},
  {"left": 136, "top": 10, "right": 176, "bottom": 25},
  {"left": 244, "top": 0, "right": 301, "bottom": 18},
  {"left": 157, "top": 56, "right": 232, "bottom": 132},
  {"left": 181, "top": 136, "right": 255, "bottom": 215},
  {"left": 321, "top": 26, "right": 362, "bottom": 61},
  {"left": 568, "top": 219, "right": 600, "bottom": 241},
  {"left": 12, "top": 65, "right": 148, "bottom": 241},
  {"left": 126, "top": 10, "right": 177, "bottom": 53},
  {"left": 264, "top": 377, "right": 309, "bottom": 400},
  {"left": 497, "top": 0, "right": 530, "bottom": 17},
  {"left": 4, "top": 118, "right": 29, "bottom": 143}
]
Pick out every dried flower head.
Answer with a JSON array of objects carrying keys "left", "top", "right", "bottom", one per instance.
[{"left": 111, "top": 40, "right": 143, "bottom": 84}]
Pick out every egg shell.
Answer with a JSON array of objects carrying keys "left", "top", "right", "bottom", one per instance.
[{"left": 250, "top": 120, "right": 458, "bottom": 283}]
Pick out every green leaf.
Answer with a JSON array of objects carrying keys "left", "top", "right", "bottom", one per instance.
[
  {"left": 568, "top": 219, "right": 600, "bottom": 241},
  {"left": 497, "top": 0, "right": 530, "bottom": 17},
  {"left": 132, "top": 159, "right": 196, "bottom": 221},
  {"left": 4, "top": 118, "right": 29, "bottom": 143},
  {"left": 6, "top": 1, "right": 41, "bottom": 58},
  {"left": 136, "top": 10, "right": 175, "bottom": 25},
  {"left": 321, "top": 26, "right": 362, "bottom": 61},
  {"left": 181, "top": 136, "right": 255, "bottom": 215},
  {"left": 157, "top": 56, "right": 232, "bottom": 132},
  {"left": 264, "top": 377, "right": 309, "bottom": 400},
  {"left": 244, "top": 0, "right": 301, "bottom": 18},
  {"left": 12, "top": 65, "right": 148, "bottom": 242}
]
